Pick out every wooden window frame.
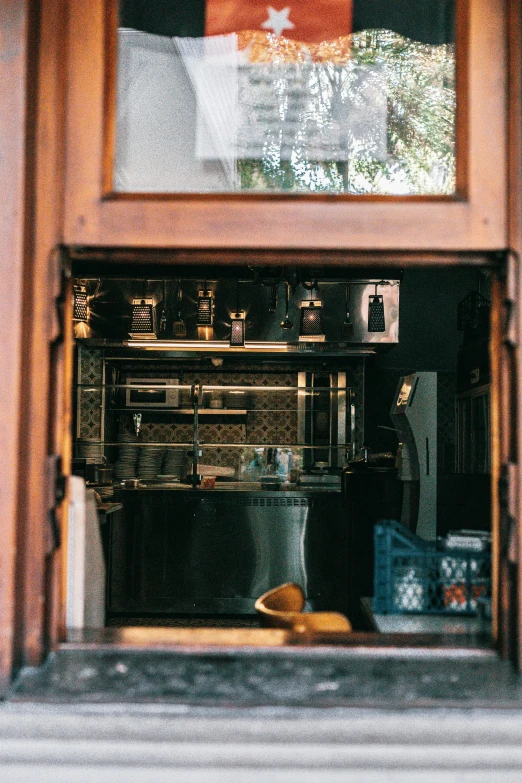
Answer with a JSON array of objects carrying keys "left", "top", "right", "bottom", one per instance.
[
  {"left": 1, "top": 0, "right": 521, "bottom": 698},
  {"left": 64, "top": 0, "right": 507, "bottom": 252}
]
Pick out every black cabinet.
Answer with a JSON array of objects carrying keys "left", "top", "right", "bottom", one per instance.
[{"left": 107, "top": 489, "right": 350, "bottom": 616}]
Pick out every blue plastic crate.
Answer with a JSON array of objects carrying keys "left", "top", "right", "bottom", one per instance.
[{"left": 373, "top": 520, "right": 491, "bottom": 615}]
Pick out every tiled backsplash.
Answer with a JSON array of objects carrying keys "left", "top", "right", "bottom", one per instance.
[
  {"left": 77, "top": 346, "right": 104, "bottom": 441},
  {"left": 119, "top": 372, "right": 298, "bottom": 449}
]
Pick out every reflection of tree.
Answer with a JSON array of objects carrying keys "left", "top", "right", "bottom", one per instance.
[
  {"left": 352, "top": 30, "right": 455, "bottom": 194},
  {"left": 321, "top": 62, "right": 350, "bottom": 191},
  {"left": 238, "top": 30, "right": 455, "bottom": 195}
]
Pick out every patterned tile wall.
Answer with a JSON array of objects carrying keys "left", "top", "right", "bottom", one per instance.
[
  {"left": 118, "top": 372, "right": 299, "bottom": 467},
  {"left": 77, "top": 346, "right": 103, "bottom": 441}
]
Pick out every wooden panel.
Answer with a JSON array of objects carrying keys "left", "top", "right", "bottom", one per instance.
[
  {"left": 488, "top": 0, "right": 522, "bottom": 669},
  {"left": 508, "top": 0, "right": 522, "bottom": 670},
  {"left": 37, "top": 0, "right": 70, "bottom": 655},
  {"left": 65, "top": 627, "right": 291, "bottom": 647},
  {"left": 0, "top": 0, "right": 68, "bottom": 681},
  {"left": 62, "top": 627, "right": 489, "bottom": 650},
  {"left": 0, "top": 1, "right": 30, "bottom": 694},
  {"left": 0, "top": 0, "right": 68, "bottom": 685},
  {"left": 489, "top": 273, "right": 502, "bottom": 650},
  {"left": 12, "top": 0, "right": 68, "bottom": 669},
  {"left": 13, "top": 0, "right": 65, "bottom": 668},
  {"left": 0, "top": 0, "right": 70, "bottom": 682},
  {"left": 0, "top": 0, "right": 511, "bottom": 679},
  {"left": 68, "top": 247, "right": 495, "bottom": 268},
  {"left": 63, "top": 0, "right": 507, "bottom": 252},
  {"left": 49, "top": 276, "right": 74, "bottom": 649}
]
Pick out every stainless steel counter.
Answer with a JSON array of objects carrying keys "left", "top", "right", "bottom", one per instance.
[
  {"left": 108, "top": 489, "right": 349, "bottom": 616},
  {"left": 117, "top": 482, "right": 340, "bottom": 493}
]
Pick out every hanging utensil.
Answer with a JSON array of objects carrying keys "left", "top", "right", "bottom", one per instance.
[
  {"left": 133, "top": 412, "right": 142, "bottom": 438},
  {"left": 280, "top": 282, "right": 293, "bottom": 330},
  {"left": 341, "top": 284, "right": 353, "bottom": 339},
  {"left": 159, "top": 279, "right": 167, "bottom": 333},
  {"left": 368, "top": 282, "right": 385, "bottom": 332},
  {"left": 268, "top": 283, "right": 278, "bottom": 313},
  {"left": 173, "top": 281, "right": 187, "bottom": 337}
]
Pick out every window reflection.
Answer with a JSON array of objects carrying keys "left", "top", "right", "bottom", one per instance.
[{"left": 116, "top": 1, "right": 456, "bottom": 195}]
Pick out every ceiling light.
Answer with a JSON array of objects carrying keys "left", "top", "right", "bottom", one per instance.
[
  {"left": 299, "top": 300, "right": 325, "bottom": 342},
  {"left": 230, "top": 311, "right": 246, "bottom": 347},
  {"left": 280, "top": 282, "right": 293, "bottom": 331},
  {"left": 73, "top": 284, "right": 88, "bottom": 322},
  {"left": 269, "top": 284, "right": 278, "bottom": 313}
]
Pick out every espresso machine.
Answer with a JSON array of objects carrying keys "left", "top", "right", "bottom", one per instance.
[{"left": 390, "top": 372, "right": 437, "bottom": 540}]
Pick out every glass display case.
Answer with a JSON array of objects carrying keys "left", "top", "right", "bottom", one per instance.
[{"left": 75, "top": 367, "right": 355, "bottom": 492}]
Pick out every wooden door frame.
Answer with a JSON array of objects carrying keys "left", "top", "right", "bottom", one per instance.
[
  {"left": 0, "top": 0, "right": 68, "bottom": 695},
  {"left": 0, "top": 0, "right": 520, "bottom": 694},
  {"left": 491, "top": 0, "right": 522, "bottom": 667},
  {"left": 508, "top": 0, "right": 522, "bottom": 667},
  {"left": 0, "top": 0, "right": 32, "bottom": 695}
]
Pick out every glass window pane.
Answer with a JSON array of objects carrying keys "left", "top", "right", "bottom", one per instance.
[{"left": 115, "top": 0, "right": 456, "bottom": 195}]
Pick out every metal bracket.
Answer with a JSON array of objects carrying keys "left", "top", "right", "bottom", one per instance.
[
  {"left": 500, "top": 462, "right": 519, "bottom": 565},
  {"left": 501, "top": 253, "right": 520, "bottom": 564},
  {"left": 50, "top": 246, "right": 72, "bottom": 346},
  {"left": 47, "top": 454, "right": 66, "bottom": 550},
  {"left": 498, "top": 250, "right": 519, "bottom": 349},
  {"left": 191, "top": 385, "right": 202, "bottom": 487}
]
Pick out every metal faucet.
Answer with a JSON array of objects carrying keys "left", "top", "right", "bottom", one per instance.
[{"left": 189, "top": 385, "right": 202, "bottom": 487}]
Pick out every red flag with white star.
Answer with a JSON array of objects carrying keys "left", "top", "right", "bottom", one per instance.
[{"left": 205, "top": 1, "right": 353, "bottom": 44}]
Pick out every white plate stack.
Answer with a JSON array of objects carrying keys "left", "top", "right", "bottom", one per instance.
[
  {"left": 137, "top": 446, "right": 165, "bottom": 480},
  {"left": 113, "top": 443, "right": 139, "bottom": 480},
  {"left": 162, "top": 447, "right": 187, "bottom": 478},
  {"left": 76, "top": 442, "right": 104, "bottom": 463}
]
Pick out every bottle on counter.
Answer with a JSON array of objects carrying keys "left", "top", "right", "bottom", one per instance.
[
  {"left": 275, "top": 449, "right": 294, "bottom": 482},
  {"left": 244, "top": 448, "right": 266, "bottom": 480}
]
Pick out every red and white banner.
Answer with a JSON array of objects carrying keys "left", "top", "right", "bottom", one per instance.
[{"left": 205, "top": 1, "right": 353, "bottom": 44}]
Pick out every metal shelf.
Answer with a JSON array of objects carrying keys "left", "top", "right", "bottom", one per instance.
[
  {"left": 177, "top": 409, "right": 247, "bottom": 415},
  {"left": 106, "top": 408, "right": 247, "bottom": 415}
]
